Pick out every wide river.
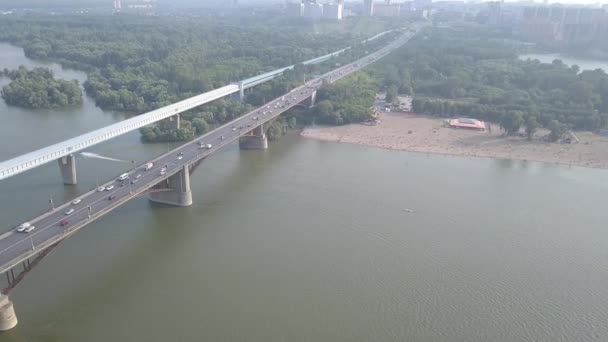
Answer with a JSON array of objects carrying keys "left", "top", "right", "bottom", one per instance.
[{"left": 0, "top": 43, "right": 607, "bottom": 342}]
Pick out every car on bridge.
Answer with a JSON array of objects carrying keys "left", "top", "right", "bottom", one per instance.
[
  {"left": 24, "top": 225, "right": 35, "bottom": 233},
  {"left": 72, "top": 199, "right": 81, "bottom": 205},
  {"left": 65, "top": 209, "right": 75, "bottom": 215},
  {"left": 16, "top": 222, "right": 31, "bottom": 233},
  {"left": 177, "top": 152, "right": 184, "bottom": 160},
  {"left": 60, "top": 220, "right": 69, "bottom": 227},
  {"left": 106, "top": 185, "right": 114, "bottom": 191},
  {"left": 97, "top": 186, "right": 105, "bottom": 192},
  {"left": 108, "top": 195, "right": 116, "bottom": 201}
]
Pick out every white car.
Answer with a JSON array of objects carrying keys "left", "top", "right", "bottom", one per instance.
[
  {"left": 65, "top": 208, "right": 75, "bottom": 215},
  {"left": 232, "top": 127, "right": 237, "bottom": 131},
  {"left": 97, "top": 187, "right": 105, "bottom": 192},
  {"left": 106, "top": 185, "right": 114, "bottom": 191},
  {"left": 177, "top": 155, "right": 183, "bottom": 160},
  {"left": 24, "top": 225, "right": 35, "bottom": 233},
  {"left": 16, "top": 222, "right": 31, "bottom": 233},
  {"left": 72, "top": 199, "right": 81, "bottom": 205},
  {"left": 135, "top": 174, "right": 142, "bottom": 179},
  {"left": 206, "top": 144, "right": 212, "bottom": 149}
]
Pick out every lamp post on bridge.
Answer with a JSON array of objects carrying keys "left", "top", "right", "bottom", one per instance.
[{"left": 49, "top": 196, "right": 54, "bottom": 211}]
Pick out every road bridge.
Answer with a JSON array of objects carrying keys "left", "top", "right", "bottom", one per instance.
[
  {"left": 0, "top": 26, "right": 422, "bottom": 330},
  {"left": 0, "top": 28, "right": 401, "bottom": 184}
]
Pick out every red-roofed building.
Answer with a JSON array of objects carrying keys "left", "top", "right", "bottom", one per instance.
[{"left": 449, "top": 118, "right": 486, "bottom": 131}]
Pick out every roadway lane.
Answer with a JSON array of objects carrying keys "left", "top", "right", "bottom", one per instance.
[{"left": 0, "top": 28, "right": 422, "bottom": 275}]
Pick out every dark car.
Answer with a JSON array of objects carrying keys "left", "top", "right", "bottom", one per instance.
[
  {"left": 108, "top": 195, "right": 116, "bottom": 201},
  {"left": 60, "top": 220, "right": 69, "bottom": 227}
]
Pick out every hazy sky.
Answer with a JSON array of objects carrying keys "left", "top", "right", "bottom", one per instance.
[{"left": 0, "top": 0, "right": 606, "bottom": 7}]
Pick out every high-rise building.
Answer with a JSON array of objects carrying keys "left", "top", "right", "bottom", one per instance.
[
  {"left": 373, "top": 3, "right": 401, "bottom": 17},
  {"left": 324, "top": 2, "right": 344, "bottom": 20},
  {"left": 518, "top": 5, "right": 608, "bottom": 45},
  {"left": 303, "top": 1, "right": 324, "bottom": 18},
  {"left": 363, "top": 0, "right": 374, "bottom": 16},
  {"left": 287, "top": 2, "right": 304, "bottom": 17},
  {"left": 113, "top": 0, "right": 121, "bottom": 13}
]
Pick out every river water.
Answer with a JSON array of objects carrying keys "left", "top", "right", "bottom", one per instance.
[
  {"left": 0, "top": 44, "right": 608, "bottom": 342},
  {"left": 519, "top": 53, "right": 608, "bottom": 72}
]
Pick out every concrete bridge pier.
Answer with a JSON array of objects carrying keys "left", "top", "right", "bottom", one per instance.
[
  {"left": 58, "top": 154, "right": 77, "bottom": 185},
  {"left": 0, "top": 294, "right": 18, "bottom": 331},
  {"left": 239, "top": 124, "right": 268, "bottom": 150},
  {"left": 238, "top": 81, "right": 245, "bottom": 102},
  {"left": 148, "top": 164, "right": 193, "bottom": 207},
  {"left": 309, "top": 90, "right": 317, "bottom": 108},
  {"left": 167, "top": 114, "right": 181, "bottom": 130}
]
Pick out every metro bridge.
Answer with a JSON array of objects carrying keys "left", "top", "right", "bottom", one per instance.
[
  {"left": 0, "top": 27, "right": 420, "bottom": 331},
  {"left": 0, "top": 28, "right": 398, "bottom": 184}
]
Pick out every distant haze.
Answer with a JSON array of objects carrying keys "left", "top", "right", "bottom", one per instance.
[{"left": 0, "top": 0, "right": 605, "bottom": 8}]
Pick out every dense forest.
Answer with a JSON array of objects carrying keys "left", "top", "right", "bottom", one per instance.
[
  {"left": 0, "top": 14, "right": 398, "bottom": 142},
  {"left": 311, "top": 73, "right": 377, "bottom": 125},
  {"left": 369, "top": 25, "right": 608, "bottom": 140},
  {"left": 0, "top": 15, "right": 393, "bottom": 113},
  {"left": 0, "top": 66, "right": 82, "bottom": 109}
]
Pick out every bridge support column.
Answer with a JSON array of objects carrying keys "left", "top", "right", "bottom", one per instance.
[
  {"left": 168, "top": 114, "right": 180, "bottom": 130},
  {"left": 58, "top": 154, "right": 77, "bottom": 185},
  {"left": 238, "top": 81, "right": 245, "bottom": 102},
  {"left": 239, "top": 124, "right": 268, "bottom": 150},
  {"left": 309, "top": 90, "right": 317, "bottom": 108},
  {"left": 148, "top": 164, "right": 192, "bottom": 207},
  {"left": 0, "top": 294, "right": 18, "bottom": 331}
]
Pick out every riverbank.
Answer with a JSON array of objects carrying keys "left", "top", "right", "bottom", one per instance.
[{"left": 301, "top": 113, "right": 608, "bottom": 169}]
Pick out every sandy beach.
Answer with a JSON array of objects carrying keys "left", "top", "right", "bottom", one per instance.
[{"left": 300, "top": 113, "right": 608, "bottom": 169}]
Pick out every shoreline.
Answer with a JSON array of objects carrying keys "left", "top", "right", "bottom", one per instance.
[{"left": 300, "top": 114, "right": 608, "bottom": 170}]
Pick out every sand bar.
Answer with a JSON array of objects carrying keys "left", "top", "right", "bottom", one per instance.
[{"left": 300, "top": 113, "right": 608, "bottom": 169}]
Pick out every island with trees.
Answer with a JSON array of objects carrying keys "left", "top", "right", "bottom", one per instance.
[{"left": 0, "top": 66, "right": 82, "bottom": 109}]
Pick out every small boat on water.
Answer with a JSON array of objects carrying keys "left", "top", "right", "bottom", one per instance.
[{"left": 402, "top": 208, "right": 414, "bottom": 213}]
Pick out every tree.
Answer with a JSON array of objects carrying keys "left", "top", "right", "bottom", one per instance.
[
  {"left": 525, "top": 115, "right": 539, "bottom": 140},
  {"left": 191, "top": 118, "right": 210, "bottom": 135},
  {"left": 500, "top": 111, "right": 524, "bottom": 135},
  {"left": 385, "top": 85, "right": 398, "bottom": 103},
  {"left": 1, "top": 66, "right": 82, "bottom": 109},
  {"left": 548, "top": 120, "right": 568, "bottom": 142}
]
